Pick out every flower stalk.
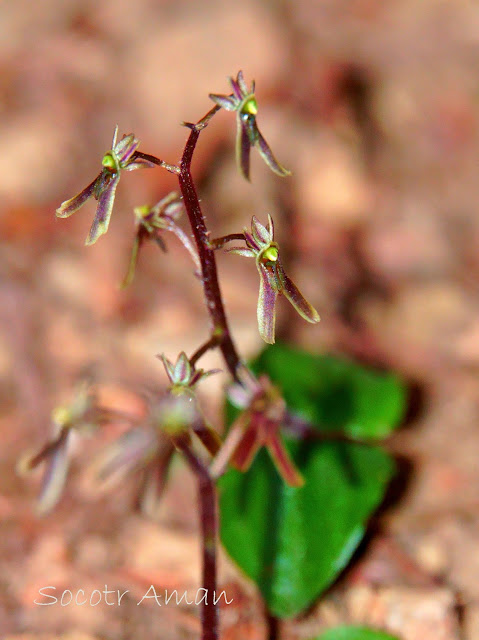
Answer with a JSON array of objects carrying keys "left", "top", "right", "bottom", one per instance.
[
  {"left": 173, "top": 436, "right": 219, "bottom": 640},
  {"left": 178, "top": 109, "right": 243, "bottom": 380}
]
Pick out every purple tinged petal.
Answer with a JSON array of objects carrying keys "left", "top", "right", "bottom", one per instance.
[
  {"left": 153, "top": 233, "right": 167, "bottom": 252},
  {"left": 266, "top": 433, "right": 304, "bottom": 487},
  {"left": 36, "top": 429, "right": 71, "bottom": 515},
  {"left": 114, "top": 134, "right": 139, "bottom": 166},
  {"left": 123, "top": 158, "right": 156, "bottom": 171},
  {"left": 56, "top": 176, "right": 98, "bottom": 218},
  {"left": 236, "top": 116, "right": 251, "bottom": 181},
  {"left": 190, "top": 367, "right": 221, "bottom": 386},
  {"left": 167, "top": 224, "right": 201, "bottom": 271},
  {"left": 192, "top": 419, "right": 222, "bottom": 456},
  {"left": 208, "top": 94, "right": 237, "bottom": 111},
  {"left": 243, "top": 229, "right": 260, "bottom": 252},
  {"left": 85, "top": 171, "right": 120, "bottom": 245},
  {"left": 258, "top": 264, "right": 278, "bottom": 344},
  {"left": 139, "top": 445, "right": 175, "bottom": 517},
  {"left": 121, "top": 226, "right": 148, "bottom": 289},
  {"left": 267, "top": 214, "right": 274, "bottom": 239},
  {"left": 160, "top": 354, "right": 175, "bottom": 384},
  {"left": 226, "top": 247, "right": 256, "bottom": 258},
  {"left": 174, "top": 352, "right": 191, "bottom": 385},
  {"left": 231, "top": 423, "right": 262, "bottom": 471},
  {"left": 94, "top": 170, "right": 111, "bottom": 198},
  {"left": 251, "top": 215, "right": 271, "bottom": 245},
  {"left": 111, "top": 125, "right": 119, "bottom": 148},
  {"left": 96, "top": 428, "right": 159, "bottom": 485},
  {"left": 163, "top": 198, "right": 184, "bottom": 222},
  {"left": 229, "top": 75, "right": 243, "bottom": 100},
  {"left": 236, "top": 70, "right": 249, "bottom": 96},
  {"left": 276, "top": 258, "right": 320, "bottom": 324},
  {"left": 255, "top": 127, "right": 292, "bottom": 177},
  {"left": 227, "top": 383, "right": 252, "bottom": 409}
]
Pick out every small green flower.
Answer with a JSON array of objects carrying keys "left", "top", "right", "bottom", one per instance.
[
  {"left": 17, "top": 384, "right": 104, "bottom": 515},
  {"left": 56, "top": 127, "right": 155, "bottom": 245},
  {"left": 159, "top": 352, "right": 222, "bottom": 452},
  {"left": 209, "top": 71, "right": 291, "bottom": 180},
  {"left": 225, "top": 375, "right": 304, "bottom": 487},
  {"left": 122, "top": 192, "right": 200, "bottom": 288},
  {"left": 160, "top": 351, "right": 220, "bottom": 395},
  {"left": 228, "top": 215, "right": 320, "bottom": 344},
  {"left": 94, "top": 353, "right": 222, "bottom": 516}
]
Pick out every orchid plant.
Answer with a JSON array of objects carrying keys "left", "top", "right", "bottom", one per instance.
[{"left": 21, "top": 72, "right": 404, "bottom": 640}]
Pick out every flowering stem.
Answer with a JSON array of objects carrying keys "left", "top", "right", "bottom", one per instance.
[
  {"left": 208, "top": 233, "right": 246, "bottom": 250},
  {"left": 175, "top": 437, "right": 219, "bottom": 640},
  {"left": 133, "top": 151, "right": 180, "bottom": 175},
  {"left": 178, "top": 111, "right": 243, "bottom": 380},
  {"left": 190, "top": 335, "right": 222, "bottom": 367}
]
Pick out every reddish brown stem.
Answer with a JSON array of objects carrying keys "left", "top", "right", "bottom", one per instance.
[
  {"left": 208, "top": 233, "right": 246, "bottom": 250},
  {"left": 178, "top": 116, "right": 242, "bottom": 380},
  {"left": 175, "top": 438, "right": 219, "bottom": 640},
  {"left": 190, "top": 335, "right": 222, "bottom": 367}
]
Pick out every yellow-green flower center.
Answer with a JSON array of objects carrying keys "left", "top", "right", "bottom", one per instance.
[
  {"left": 102, "top": 152, "right": 117, "bottom": 170},
  {"left": 134, "top": 204, "right": 152, "bottom": 220},
  {"left": 242, "top": 95, "right": 258, "bottom": 116},
  {"left": 52, "top": 405, "right": 71, "bottom": 427},
  {"left": 262, "top": 246, "right": 278, "bottom": 262}
]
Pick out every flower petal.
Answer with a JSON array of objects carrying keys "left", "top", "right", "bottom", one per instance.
[
  {"left": 123, "top": 158, "right": 156, "bottom": 171},
  {"left": 174, "top": 352, "right": 192, "bottom": 385},
  {"left": 121, "top": 226, "right": 149, "bottom": 289},
  {"left": 229, "top": 74, "right": 244, "bottom": 101},
  {"left": 115, "top": 134, "right": 139, "bottom": 166},
  {"left": 276, "top": 259, "right": 320, "bottom": 324},
  {"left": 167, "top": 224, "right": 201, "bottom": 271},
  {"left": 208, "top": 94, "right": 237, "bottom": 111},
  {"left": 267, "top": 214, "right": 274, "bottom": 239},
  {"left": 139, "top": 446, "right": 175, "bottom": 517},
  {"left": 111, "top": 125, "right": 119, "bottom": 148},
  {"left": 236, "top": 70, "right": 249, "bottom": 96},
  {"left": 236, "top": 116, "right": 252, "bottom": 181},
  {"left": 258, "top": 264, "right": 278, "bottom": 344},
  {"left": 192, "top": 420, "right": 222, "bottom": 456},
  {"left": 266, "top": 433, "right": 304, "bottom": 487},
  {"left": 231, "top": 423, "right": 262, "bottom": 471},
  {"left": 85, "top": 171, "right": 120, "bottom": 245},
  {"left": 36, "top": 430, "right": 71, "bottom": 515},
  {"left": 255, "top": 127, "right": 292, "bottom": 177},
  {"left": 226, "top": 247, "right": 256, "bottom": 258},
  {"left": 95, "top": 428, "right": 159, "bottom": 486},
  {"left": 251, "top": 215, "right": 271, "bottom": 245},
  {"left": 160, "top": 354, "right": 175, "bottom": 384},
  {"left": 56, "top": 176, "right": 98, "bottom": 218},
  {"left": 243, "top": 229, "right": 260, "bottom": 251}
]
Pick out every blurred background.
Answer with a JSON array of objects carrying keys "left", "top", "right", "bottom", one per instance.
[{"left": 1, "top": 1, "right": 479, "bottom": 638}]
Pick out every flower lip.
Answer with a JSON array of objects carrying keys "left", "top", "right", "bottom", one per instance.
[
  {"left": 101, "top": 152, "right": 117, "bottom": 171},
  {"left": 259, "top": 244, "right": 279, "bottom": 263},
  {"left": 241, "top": 95, "right": 258, "bottom": 116}
]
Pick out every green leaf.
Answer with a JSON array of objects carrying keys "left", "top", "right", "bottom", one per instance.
[
  {"left": 250, "top": 344, "right": 406, "bottom": 439},
  {"left": 313, "top": 626, "right": 400, "bottom": 640},
  {"left": 219, "top": 440, "right": 395, "bottom": 618},
  {"left": 220, "top": 345, "right": 405, "bottom": 617}
]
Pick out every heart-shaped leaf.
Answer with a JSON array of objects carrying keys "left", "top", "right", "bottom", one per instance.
[
  {"left": 313, "top": 626, "right": 399, "bottom": 640},
  {"left": 220, "top": 345, "right": 406, "bottom": 617},
  {"left": 219, "top": 440, "right": 395, "bottom": 617},
  {"left": 251, "top": 344, "right": 406, "bottom": 439}
]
